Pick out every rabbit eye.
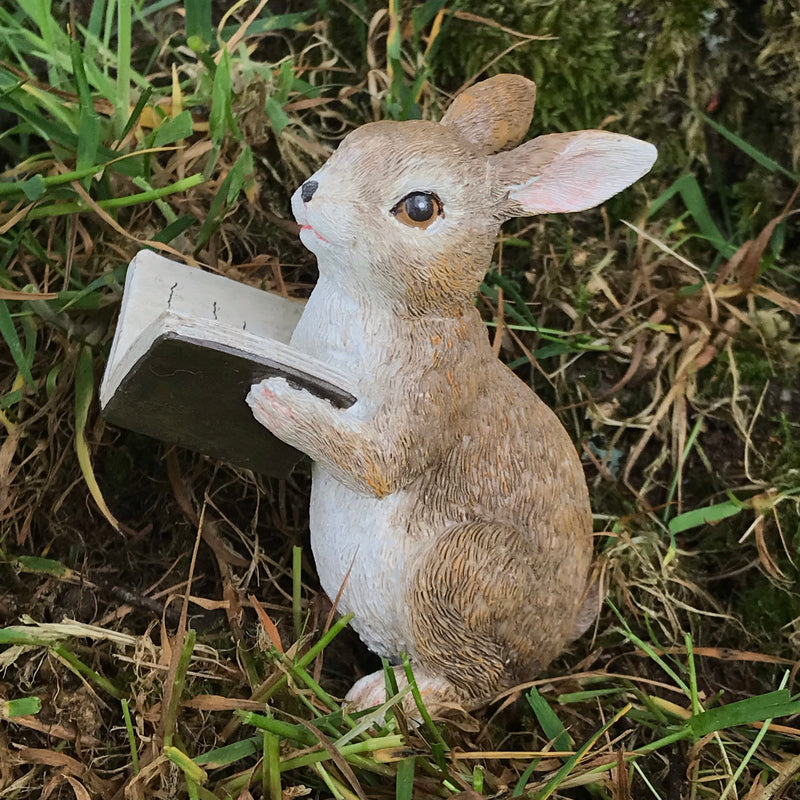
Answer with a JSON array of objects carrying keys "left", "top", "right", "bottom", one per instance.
[{"left": 391, "top": 191, "right": 444, "bottom": 229}]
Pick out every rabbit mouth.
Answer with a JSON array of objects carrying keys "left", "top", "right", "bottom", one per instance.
[{"left": 300, "top": 224, "right": 330, "bottom": 244}]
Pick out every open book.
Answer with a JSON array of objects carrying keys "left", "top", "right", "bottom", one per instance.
[{"left": 100, "top": 250, "right": 356, "bottom": 477}]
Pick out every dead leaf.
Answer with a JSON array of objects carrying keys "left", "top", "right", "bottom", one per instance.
[
  {"left": 182, "top": 694, "right": 267, "bottom": 711},
  {"left": 0, "top": 288, "right": 58, "bottom": 300},
  {"left": 752, "top": 285, "right": 800, "bottom": 316},
  {"left": 251, "top": 594, "right": 284, "bottom": 653},
  {"left": 744, "top": 753, "right": 800, "bottom": 800},
  {"left": 16, "top": 748, "right": 116, "bottom": 796},
  {"left": 64, "top": 776, "right": 93, "bottom": 800}
]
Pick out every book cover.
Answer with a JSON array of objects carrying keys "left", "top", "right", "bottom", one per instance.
[{"left": 100, "top": 251, "right": 355, "bottom": 476}]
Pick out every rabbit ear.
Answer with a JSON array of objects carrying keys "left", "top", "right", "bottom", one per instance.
[
  {"left": 440, "top": 74, "right": 536, "bottom": 155},
  {"left": 492, "top": 130, "right": 657, "bottom": 217}
]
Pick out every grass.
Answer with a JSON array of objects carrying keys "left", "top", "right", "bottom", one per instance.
[{"left": 1, "top": 1, "right": 800, "bottom": 798}]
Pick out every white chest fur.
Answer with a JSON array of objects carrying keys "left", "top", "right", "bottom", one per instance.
[
  {"left": 309, "top": 467, "right": 415, "bottom": 656},
  {"left": 291, "top": 278, "right": 415, "bottom": 656},
  {"left": 291, "top": 276, "right": 372, "bottom": 379}
]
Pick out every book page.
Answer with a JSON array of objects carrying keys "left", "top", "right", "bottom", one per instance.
[{"left": 101, "top": 250, "right": 355, "bottom": 407}]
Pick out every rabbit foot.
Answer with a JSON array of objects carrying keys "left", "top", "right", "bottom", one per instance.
[{"left": 345, "top": 665, "right": 459, "bottom": 716}]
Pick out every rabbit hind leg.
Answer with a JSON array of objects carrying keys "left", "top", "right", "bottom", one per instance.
[{"left": 405, "top": 521, "right": 576, "bottom": 710}]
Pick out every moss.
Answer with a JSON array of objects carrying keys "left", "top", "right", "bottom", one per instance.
[
  {"left": 770, "top": 413, "right": 800, "bottom": 492},
  {"left": 759, "top": 0, "right": 800, "bottom": 170},
  {"left": 433, "top": 0, "right": 632, "bottom": 131},
  {"left": 730, "top": 344, "right": 776, "bottom": 385},
  {"left": 728, "top": 169, "right": 791, "bottom": 240},
  {"left": 429, "top": 1, "right": 796, "bottom": 204},
  {"left": 735, "top": 576, "right": 800, "bottom": 646}
]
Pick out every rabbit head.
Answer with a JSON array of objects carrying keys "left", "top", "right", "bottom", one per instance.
[{"left": 291, "top": 75, "right": 656, "bottom": 314}]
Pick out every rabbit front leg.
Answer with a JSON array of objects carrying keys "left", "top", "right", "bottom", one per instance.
[{"left": 247, "top": 376, "right": 409, "bottom": 498}]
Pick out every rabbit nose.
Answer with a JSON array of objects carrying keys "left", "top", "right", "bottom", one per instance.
[{"left": 300, "top": 180, "right": 318, "bottom": 203}]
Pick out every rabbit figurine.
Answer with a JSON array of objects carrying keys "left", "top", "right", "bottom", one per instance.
[{"left": 248, "top": 75, "right": 656, "bottom": 711}]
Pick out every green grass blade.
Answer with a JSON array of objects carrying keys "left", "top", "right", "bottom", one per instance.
[
  {"left": 293, "top": 545, "right": 303, "bottom": 640},
  {"left": 194, "top": 737, "right": 260, "bottom": 767},
  {"left": 663, "top": 415, "right": 704, "bottom": 525},
  {"left": 69, "top": 38, "right": 101, "bottom": 177},
  {"left": 668, "top": 499, "right": 745, "bottom": 534},
  {"left": 700, "top": 113, "right": 799, "bottom": 182},
  {"left": 273, "top": 58, "right": 295, "bottom": 103},
  {"left": 512, "top": 757, "right": 541, "bottom": 796},
  {"left": 2, "top": 92, "right": 80, "bottom": 149},
  {"left": 258, "top": 613, "right": 355, "bottom": 705},
  {"left": 485, "top": 270, "right": 538, "bottom": 326},
  {"left": 164, "top": 745, "right": 208, "bottom": 786},
  {"left": 16, "top": 555, "right": 69, "bottom": 576},
  {"left": 0, "top": 697, "right": 42, "bottom": 718},
  {"left": 689, "top": 690, "right": 800, "bottom": 737},
  {"left": 209, "top": 46, "right": 239, "bottom": 145},
  {"left": 538, "top": 704, "right": 632, "bottom": 799},
  {"left": 533, "top": 341, "right": 586, "bottom": 359},
  {"left": 53, "top": 644, "right": 125, "bottom": 699},
  {"left": 0, "top": 626, "right": 63, "bottom": 646},
  {"left": 114, "top": 0, "right": 132, "bottom": 136},
  {"left": 278, "top": 735, "right": 404, "bottom": 772},
  {"left": 121, "top": 698, "right": 140, "bottom": 774},
  {"left": 27, "top": 0, "right": 57, "bottom": 85},
  {"left": 265, "top": 96, "right": 290, "bottom": 136},
  {"left": 116, "top": 86, "right": 154, "bottom": 145},
  {"left": 27, "top": 173, "right": 204, "bottom": 219},
  {"left": 152, "top": 214, "right": 197, "bottom": 244},
  {"left": 151, "top": 110, "right": 194, "bottom": 147},
  {"left": 686, "top": 633, "right": 701, "bottom": 716},
  {"left": 0, "top": 389, "right": 24, "bottom": 411},
  {"left": 607, "top": 600, "right": 691, "bottom": 697},
  {"left": 225, "top": 145, "right": 253, "bottom": 203},
  {"left": 480, "top": 281, "right": 533, "bottom": 328},
  {"left": 648, "top": 174, "right": 736, "bottom": 258},
  {"left": 412, "top": 0, "right": 447, "bottom": 35},
  {"left": 395, "top": 756, "right": 415, "bottom": 800},
  {"left": 527, "top": 686, "right": 574, "bottom": 752},
  {"left": 20, "top": 174, "right": 46, "bottom": 200},
  {"left": 218, "top": 10, "right": 313, "bottom": 39},
  {"left": 163, "top": 628, "right": 197, "bottom": 748},
  {"left": 264, "top": 732, "right": 282, "bottom": 800},
  {"left": 185, "top": 0, "right": 213, "bottom": 49},
  {"left": 558, "top": 688, "right": 624, "bottom": 703},
  {"left": 195, "top": 148, "right": 250, "bottom": 248},
  {"left": 0, "top": 299, "right": 34, "bottom": 387},
  {"left": 55, "top": 264, "right": 126, "bottom": 312},
  {"left": 0, "top": 155, "right": 143, "bottom": 199},
  {"left": 237, "top": 711, "right": 317, "bottom": 745},
  {"left": 87, "top": 0, "right": 107, "bottom": 39},
  {"left": 284, "top": 661, "right": 341, "bottom": 713},
  {"left": 400, "top": 655, "right": 449, "bottom": 758}
]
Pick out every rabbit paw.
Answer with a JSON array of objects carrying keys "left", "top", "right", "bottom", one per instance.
[
  {"left": 248, "top": 377, "right": 298, "bottom": 424},
  {"left": 247, "top": 377, "right": 302, "bottom": 443},
  {"left": 248, "top": 376, "right": 350, "bottom": 459},
  {"left": 345, "top": 671, "right": 394, "bottom": 712},
  {"left": 345, "top": 666, "right": 459, "bottom": 718},
  {"left": 247, "top": 376, "right": 320, "bottom": 446}
]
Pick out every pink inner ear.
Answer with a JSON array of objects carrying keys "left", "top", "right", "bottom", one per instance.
[{"left": 508, "top": 134, "right": 657, "bottom": 215}]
